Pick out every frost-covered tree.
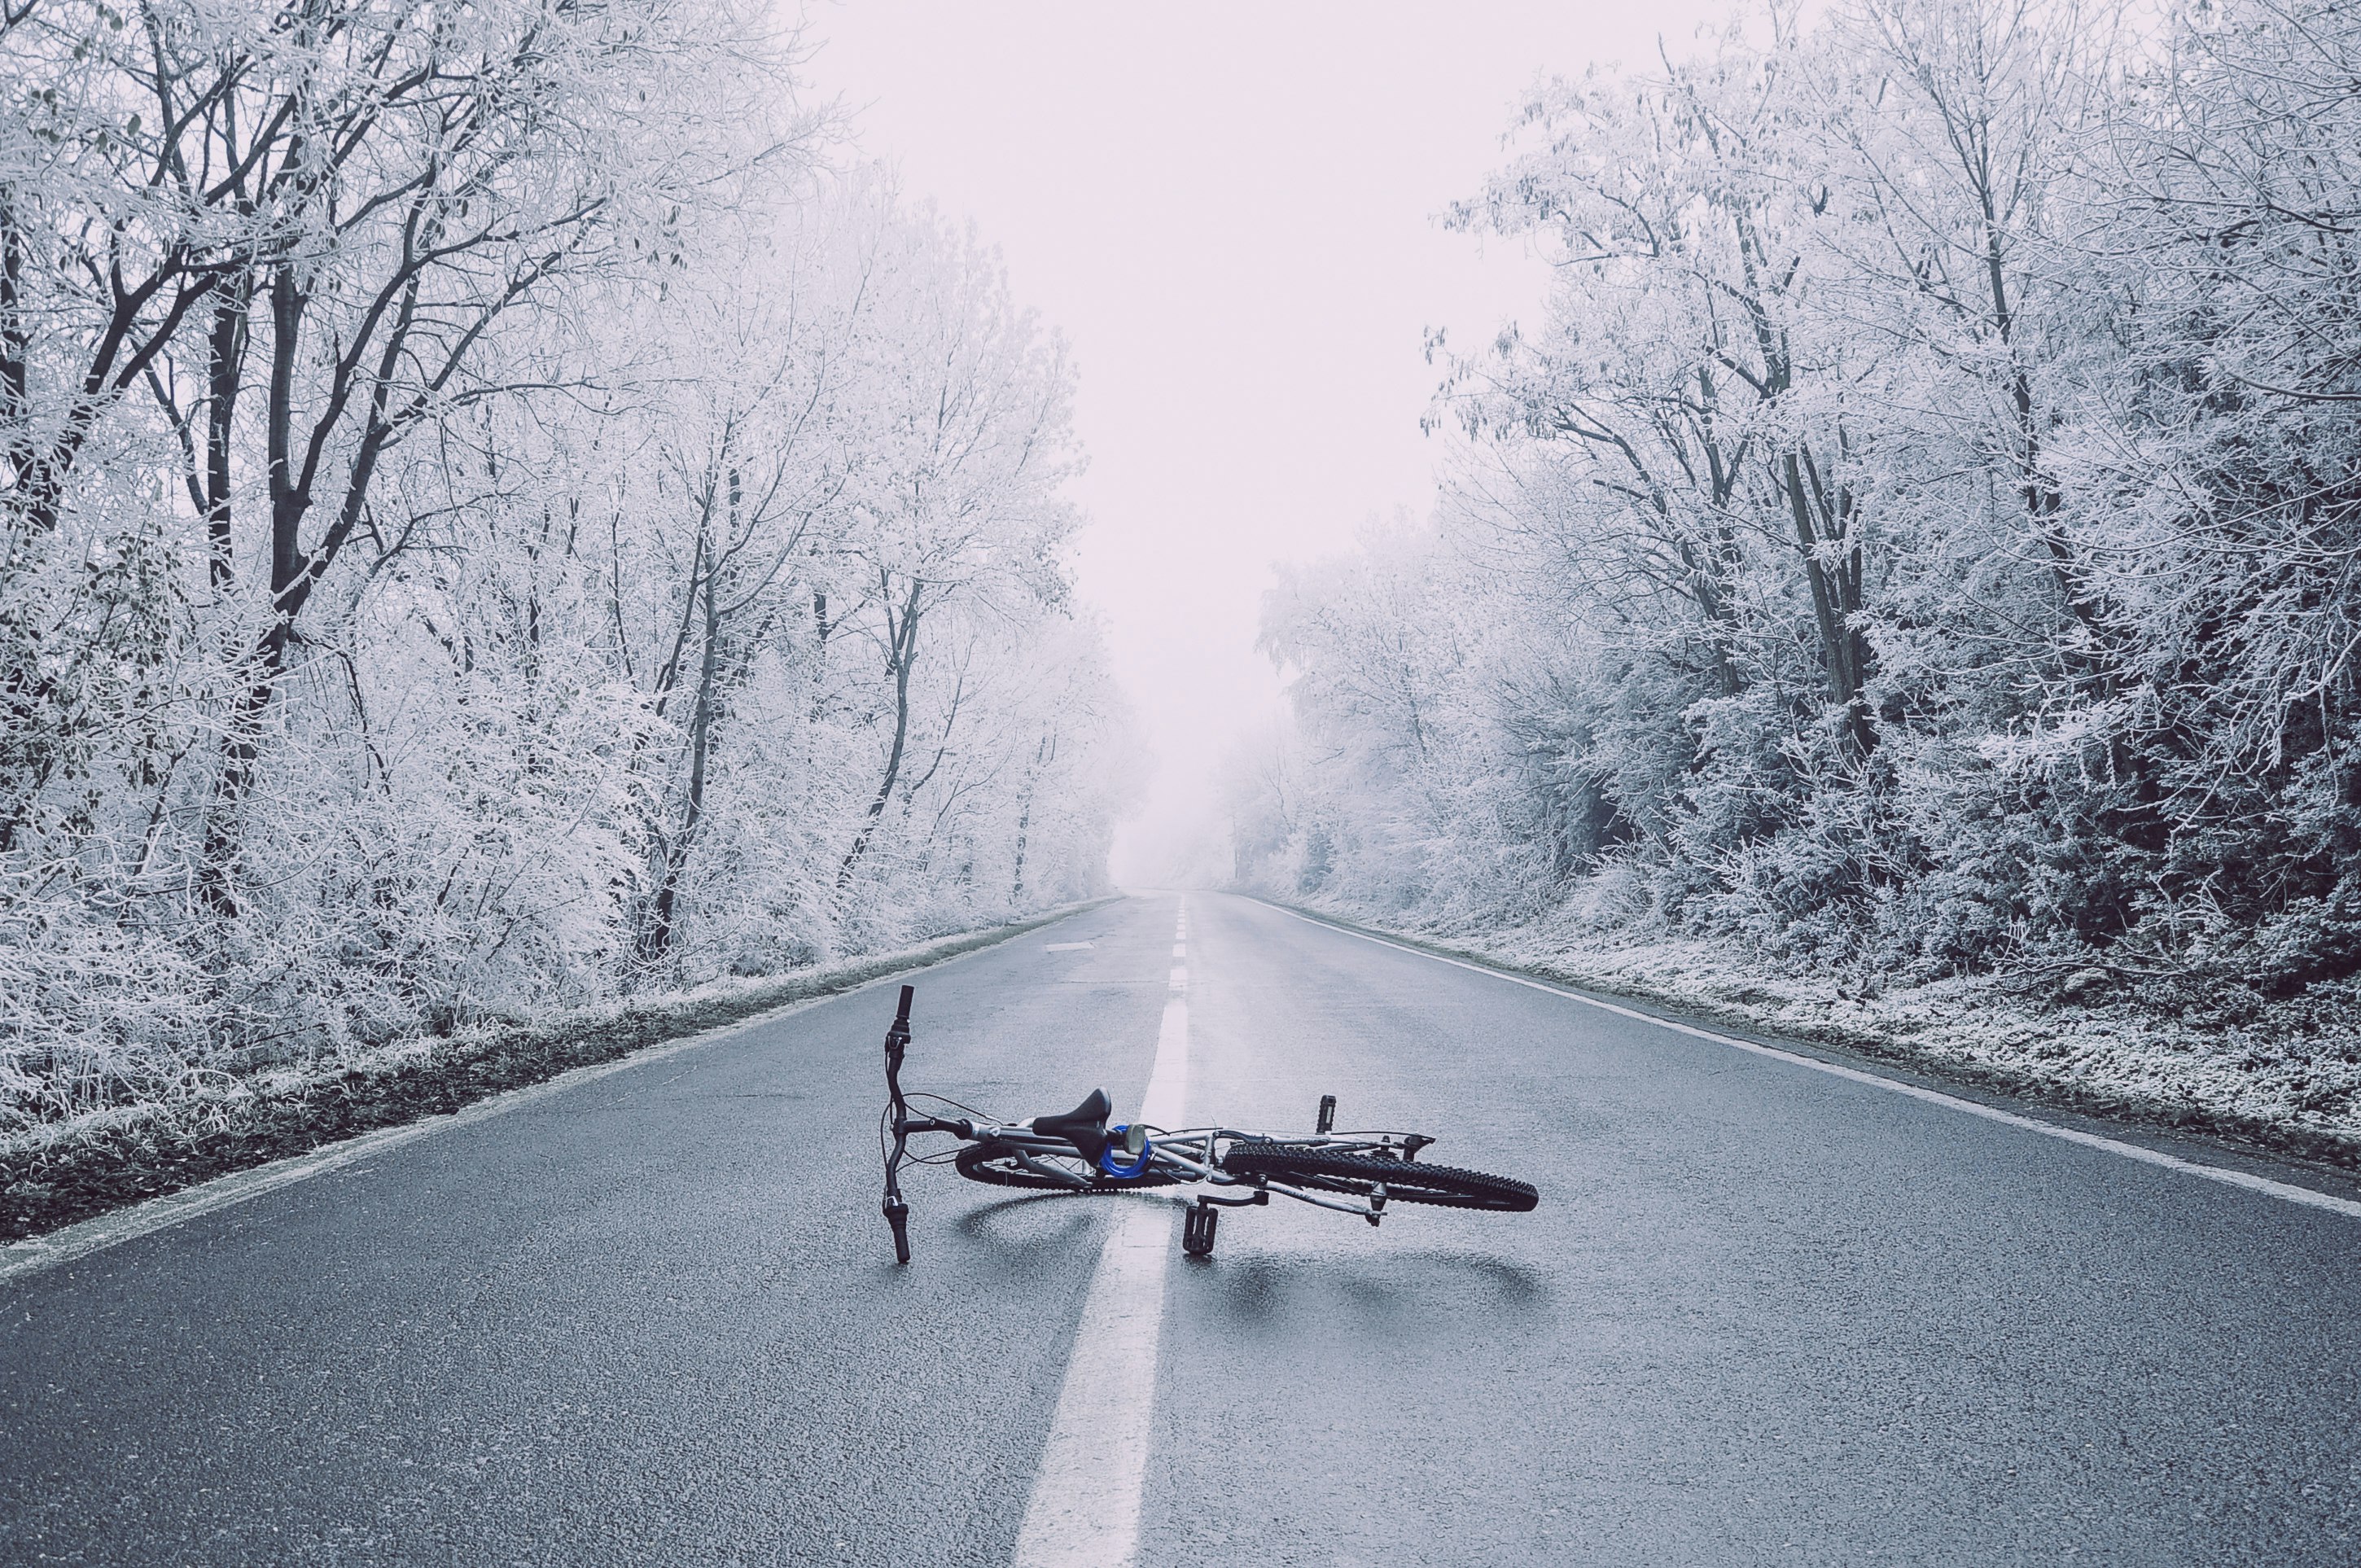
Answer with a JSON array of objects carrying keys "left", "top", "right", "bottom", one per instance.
[
  {"left": 0, "top": 4, "right": 1132, "bottom": 1130},
  {"left": 1248, "top": 0, "right": 2361, "bottom": 996}
]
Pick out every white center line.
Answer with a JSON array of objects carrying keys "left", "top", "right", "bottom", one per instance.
[
  {"left": 1011, "top": 900, "right": 1190, "bottom": 1568},
  {"left": 1254, "top": 899, "right": 2361, "bottom": 1222}
]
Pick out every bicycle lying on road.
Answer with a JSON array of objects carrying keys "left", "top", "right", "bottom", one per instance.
[{"left": 877, "top": 984, "right": 1540, "bottom": 1262}]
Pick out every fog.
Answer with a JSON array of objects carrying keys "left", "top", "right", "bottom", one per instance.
[{"left": 799, "top": 2, "right": 1729, "bottom": 883}]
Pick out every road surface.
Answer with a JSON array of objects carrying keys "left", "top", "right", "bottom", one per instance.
[{"left": 3, "top": 892, "right": 2358, "bottom": 1565}]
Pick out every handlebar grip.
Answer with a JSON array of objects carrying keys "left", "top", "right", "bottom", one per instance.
[{"left": 886, "top": 984, "right": 914, "bottom": 1057}]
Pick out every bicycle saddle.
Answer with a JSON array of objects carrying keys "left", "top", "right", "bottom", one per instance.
[{"left": 1032, "top": 1088, "right": 1112, "bottom": 1163}]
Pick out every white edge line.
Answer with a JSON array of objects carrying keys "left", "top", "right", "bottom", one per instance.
[
  {"left": 1, "top": 913, "right": 1096, "bottom": 1288},
  {"left": 1249, "top": 898, "right": 2361, "bottom": 1222}
]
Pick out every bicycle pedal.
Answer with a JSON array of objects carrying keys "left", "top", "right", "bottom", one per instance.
[
  {"left": 1182, "top": 1202, "right": 1220, "bottom": 1258},
  {"left": 1316, "top": 1093, "right": 1337, "bottom": 1134}
]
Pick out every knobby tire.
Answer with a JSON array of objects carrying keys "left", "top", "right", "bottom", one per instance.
[{"left": 1220, "top": 1142, "right": 1540, "bottom": 1211}]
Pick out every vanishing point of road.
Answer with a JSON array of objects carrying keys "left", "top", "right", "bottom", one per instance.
[{"left": 4, "top": 893, "right": 2357, "bottom": 1565}]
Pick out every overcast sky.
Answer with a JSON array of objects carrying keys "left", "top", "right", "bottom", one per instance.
[{"left": 798, "top": 2, "right": 1728, "bottom": 882}]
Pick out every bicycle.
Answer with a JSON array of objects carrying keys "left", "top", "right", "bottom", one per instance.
[{"left": 877, "top": 983, "right": 1539, "bottom": 1262}]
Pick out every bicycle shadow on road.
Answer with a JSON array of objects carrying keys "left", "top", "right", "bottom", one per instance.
[
  {"left": 947, "top": 1191, "right": 1548, "bottom": 1330},
  {"left": 1177, "top": 1246, "right": 1550, "bottom": 1342},
  {"left": 944, "top": 1191, "right": 1148, "bottom": 1260}
]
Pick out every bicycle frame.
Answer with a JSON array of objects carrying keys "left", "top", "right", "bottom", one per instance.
[
  {"left": 935, "top": 1122, "right": 1430, "bottom": 1215},
  {"left": 878, "top": 983, "right": 1445, "bottom": 1263}
]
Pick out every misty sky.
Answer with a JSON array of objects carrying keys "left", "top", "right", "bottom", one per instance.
[{"left": 799, "top": 2, "right": 1727, "bottom": 881}]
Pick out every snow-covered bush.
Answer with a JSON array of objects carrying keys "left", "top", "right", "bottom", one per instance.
[
  {"left": 0, "top": 2, "right": 1135, "bottom": 1129},
  {"left": 1237, "top": 0, "right": 2361, "bottom": 1001}
]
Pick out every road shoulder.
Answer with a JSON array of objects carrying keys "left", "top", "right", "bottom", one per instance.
[
  {"left": 2, "top": 898, "right": 1121, "bottom": 1263},
  {"left": 1242, "top": 893, "right": 2361, "bottom": 1207}
]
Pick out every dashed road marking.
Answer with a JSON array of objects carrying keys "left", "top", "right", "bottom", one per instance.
[{"left": 1012, "top": 899, "right": 1190, "bottom": 1568}]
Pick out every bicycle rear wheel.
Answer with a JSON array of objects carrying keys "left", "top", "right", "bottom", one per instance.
[
  {"left": 1221, "top": 1142, "right": 1539, "bottom": 1211},
  {"left": 954, "top": 1140, "right": 1187, "bottom": 1192}
]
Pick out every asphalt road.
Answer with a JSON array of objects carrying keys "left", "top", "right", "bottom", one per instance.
[{"left": 4, "top": 892, "right": 2359, "bottom": 1566}]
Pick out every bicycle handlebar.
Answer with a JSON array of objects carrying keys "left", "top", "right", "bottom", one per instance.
[{"left": 882, "top": 983, "right": 917, "bottom": 1264}]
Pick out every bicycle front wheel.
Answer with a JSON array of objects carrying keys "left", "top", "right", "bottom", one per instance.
[
  {"left": 1221, "top": 1142, "right": 1539, "bottom": 1211},
  {"left": 954, "top": 1140, "right": 1187, "bottom": 1192}
]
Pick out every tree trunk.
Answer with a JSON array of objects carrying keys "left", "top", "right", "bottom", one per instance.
[
  {"left": 838, "top": 579, "right": 923, "bottom": 891},
  {"left": 204, "top": 283, "right": 252, "bottom": 591},
  {"left": 1009, "top": 791, "right": 1032, "bottom": 905},
  {"left": 639, "top": 471, "right": 740, "bottom": 963},
  {"left": 1782, "top": 447, "right": 1874, "bottom": 756},
  {"left": 639, "top": 571, "right": 725, "bottom": 963}
]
